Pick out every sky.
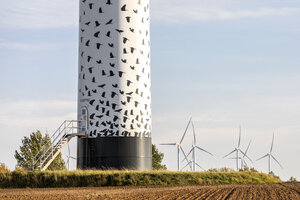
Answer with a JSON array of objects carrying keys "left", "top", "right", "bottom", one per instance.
[{"left": 0, "top": 0, "right": 300, "bottom": 181}]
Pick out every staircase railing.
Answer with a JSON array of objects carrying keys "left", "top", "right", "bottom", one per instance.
[{"left": 32, "top": 120, "right": 87, "bottom": 170}]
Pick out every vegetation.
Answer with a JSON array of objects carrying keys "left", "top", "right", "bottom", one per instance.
[
  {"left": 14, "top": 131, "right": 66, "bottom": 170},
  {"left": 0, "top": 163, "right": 10, "bottom": 173},
  {"left": 288, "top": 177, "right": 297, "bottom": 182},
  {"left": 152, "top": 144, "right": 167, "bottom": 170},
  {"left": 0, "top": 170, "right": 281, "bottom": 188}
]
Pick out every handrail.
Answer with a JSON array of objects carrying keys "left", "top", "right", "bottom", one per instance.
[{"left": 32, "top": 120, "right": 87, "bottom": 170}]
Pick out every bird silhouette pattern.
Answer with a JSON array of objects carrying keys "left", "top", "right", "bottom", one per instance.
[{"left": 78, "top": 0, "right": 151, "bottom": 138}]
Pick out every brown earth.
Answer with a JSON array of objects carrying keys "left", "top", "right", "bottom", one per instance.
[{"left": 0, "top": 183, "right": 299, "bottom": 200}]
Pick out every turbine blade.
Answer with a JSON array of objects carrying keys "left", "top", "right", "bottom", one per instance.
[
  {"left": 239, "top": 149, "right": 253, "bottom": 162},
  {"left": 179, "top": 117, "right": 192, "bottom": 144},
  {"left": 223, "top": 149, "right": 236, "bottom": 158},
  {"left": 238, "top": 126, "right": 241, "bottom": 147},
  {"left": 270, "top": 133, "right": 274, "bottom": 153},
  {"left": 180, "top": 146, "right": 190, "bottom": 166},
  {"left": 70, "top": 156, "right": 77, "bottom": 160},
  {"left": 271, "top": 155, "right": 283, "bottom": 169},
  {"left": 195, "top": 146, "right": 213, "bottom": 156},
  {"left": 195, "top": 162, "right": 205, "bottom": 171},
  {"left": 183, "top": 147, "right": 194, "bottom": 162},
  {"left": 68, "top": 142, "right": 71, "bottom": 155},
  {"left": 244, "top": 140, "right": 251, "bottom": 155},
  {"left": 192, "top": 121, "right": 196, "bottom": 144},
  {"left": 159, "top": 143, "right": 176, "bottom": 146},
  {"left": 256, "top": 154, "right": 268, "bottom": 162}
]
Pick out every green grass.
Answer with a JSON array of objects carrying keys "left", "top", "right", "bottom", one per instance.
[{"left": 0, "top": 170, "right": 281, "bottom": 188}]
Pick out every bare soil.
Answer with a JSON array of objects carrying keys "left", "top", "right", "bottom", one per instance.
[{"left": 0, "top": 183, "right": 299, "bottom": 200}]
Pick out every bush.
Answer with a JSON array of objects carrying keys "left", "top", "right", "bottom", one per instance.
[
  {"left": 0, "top": 170, "right": 281, "bottom": 188},
  {"left": 0, "top": 163, "right": 10, "bottom": 173}
]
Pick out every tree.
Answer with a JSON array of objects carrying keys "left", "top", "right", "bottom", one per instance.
[
  {"left": 15, "top": 130, "right": 66, "bottom": 170},
  {"left": 152, "top": 144, "right": 167, "bottom": 170},
  {"left": 0, "top": 163, "right": 10, "bottom": 173}
]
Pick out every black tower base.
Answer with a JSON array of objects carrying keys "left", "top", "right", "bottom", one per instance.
[{"left": 77, "top": 137, "right": 152, "bottom": 170}]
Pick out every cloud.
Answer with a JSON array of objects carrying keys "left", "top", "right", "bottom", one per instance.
[
  {"left": 0, "top": 0, "right": 79, "bottom": 29},
  {"left": 0, "top": 39, "right": 66, "bottom": 50},
  {"left": 0, "top": 0, "right": 300, "bottom": 29},
  {"left": 0, "top": 100, "right": 76, "bottom": 129},
  {"left": 151, "top": 3, "right": 300, "bottom": 23}
]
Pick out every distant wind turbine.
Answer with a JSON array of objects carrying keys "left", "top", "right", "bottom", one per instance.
[
  {"left": 223, "top": 126, "right": 251, "bottom": 171},
  {"left": 256, "top": 133, "right": 283, "bottom": 174},
  {"left": 230, "top": 140, "right": 252, "bottom": 170},
  {"left": 66, "top": 143, "right": 76, "bottom": 170},
  {"left": 183, "top": 121, "right": 213, "bottom": 171},
  {"left": 160, "top": 118, "right": 192, "bottom": 171}
]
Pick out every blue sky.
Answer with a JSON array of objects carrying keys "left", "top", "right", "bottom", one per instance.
[{"left": 0, "top": 0, "right": 300, "bottom": 181}]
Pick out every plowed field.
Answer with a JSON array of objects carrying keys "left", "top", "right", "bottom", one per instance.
[{"left": 0, "top": 183, "right": 299, "bottom": 200}]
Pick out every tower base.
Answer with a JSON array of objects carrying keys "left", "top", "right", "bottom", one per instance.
[{"left": 77, "top": 137, "right": 152, "bottom": 170}]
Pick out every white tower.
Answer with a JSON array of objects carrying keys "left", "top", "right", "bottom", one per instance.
[{"left": 77, "top": 0, "right": 152, "bottom": 170}]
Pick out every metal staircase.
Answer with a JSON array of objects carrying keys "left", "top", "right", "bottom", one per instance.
[{"left": 32, "top": 120, "right": 87, "bottom": 171}]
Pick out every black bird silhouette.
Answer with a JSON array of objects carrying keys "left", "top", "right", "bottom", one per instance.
[
  {"left": 85, "top": 21, "right": 91, "bottom": 26},
  {"left": 95, "top": 21, "right": 100, "bottom": 27},
  {"left": 126, "top": 16, "right": 131, "bottom": 23},
  {"left": 94, "top": 31, "right": 100, "bottom": 37},
  {"left": 96, "top": 115, "right": 104, "bottom": 119},
  {"left": 115, "top": 29, "right": 124, "bottom": 34},
  {"left": 130, "top": 47, "right": 136, "bottom": 53},
  {"left": 106, "top": 110, "right": 110, "bottom": 116},
  {"left": 136, "top": 58, "right": 140, "bottom": 64},
  {"left": 130, "top": 110, "right": 134, "bottom": 115},
  {"left": 124, "top": 110, "right": 128, "bottom": 116},
  {"left": 126, "top": 92, "right": 133, "bottom": 96},
  {"left": 121, "top": 101, "right": 126, "bottom": 105},
  {"left": 123, "top": 48, "right": 128, "bottom": 54},
  {"left": 110, "top": 52, "right": 115, "bottom": 58},
  {"left": 119, "top": 71, "right": 125, "bottom": 77},
  {"left": 115, "top": 108, "right": 122, "bottom": 113},
  {"left": 121, "top": 124, "right": 126, "bottom": 128},
  {"left": 106, "top": 19, "right": 113, "bottom": 25},
  {"left": 88, "top": 3, "right": 94, "bottom": 9},
  {"left": 126, "top": 96, "right": 132, "bottom": 103},
  {"left": 130, "top": 124, "right": 134, "bottom": 130},
  {"left": 82, "top": 74, "right": 85, "bottom": 79},
  {"left": 136, "top": 75, "right": 140, "bottom": 81},
  {"left": 92, "top": 77, "right": 96, "bottom": 83},
  {"left": 80, "top": 65, "right": 84, "bottom": 71},
  {"left": 134, "top": 101, "right": 139, "bottom": 107},
  {"left": 121, "top": 59, "right": 127, "bottom": 63},
  {"left": 85, "top": 40, "right": 90, "bottom": 46},
  {"left": 98, "top": 84, "right": 105, "bottom": 88},
  {"left": 119, "top": 90, "right": 124, "bottom": 95},
  {"left": 113, "top": 116, "right": 119, "bottom": 122},
  {"left": 90, "top": 113, "right": 95, "bottom": 120},
  {"left": 82, "top": 0, "right": 86, "bottom": 3},
  {"left": 127, "top": 80, "right": 133, "bottom": 86},
  {"left": 89, "top": 99, "right": 95, "bottom": 106},
  {"left": 87, "top": 56, "right": 92, "bottom": 62},
  {"left": 81, "top": 51, "right": 84, "bottom": 57},
  {"left": 111, "top": 92, "right": 117, "bottom": 98},
  {"left": 96, "top": 43, "right": 102, "bottom": 49},
  {"left": 99, "top": 7, "right": 103, "bottom": 13},
  {"left": 101, "top": 92, "right": 106, "bottom": 98},
  {"left": 101, "top": 107, "right": 106, "bottom": 113},
  {"left": 88, "top": 67, "right": 94, "bottom": 73},
  {"left": 99, "top": 100, "right": 104, "bottom": 104},
  {"left": 106, "top": 101, "right": 110, "bottom": 107},
  {"left": 96, "top": 60, "right": 102, "bottom": 64},
  {"left": 130, "top": 28, "right": 135, "bottom": 32},
  {"left": 92, "top": 89, "right": 97, "bottom": 93},
  {"left": 102, "top": 70, "right": 106, "bottom": 76},
  {"left": 130, "top": 66, "right": 135, "bottom": 70},
  {"left": 95, "top": 105, "right": 99, "bottom": 110},
  {"left": 106, "top": 0, "right": 112, "bottom": 5},
  {"left": 112, "top": 103, "right": 117, "bottom": 109},
  {"left": 95, "top": 121, "right": 99, "bottom": 127},
  {"left": 123, "top": 116, "right": 128, "bottom": 123},
  {"left": 112, "top": 84, "right": 118, "bottom": 88},
  {"left": 108, "top": 43, "right": 114, "bottom": 47},
  {"left": 106, "top": 31, "right": 111, "bottom": 37},
  {"left": 121, "top": 4, "right": 127, "bottom": 11},
  {"left": 133, "top": 9, "right": 138, "bottom": 13},
  {"left": 109, "top": 70, "right": 115, "bottom": 77},
  {"left": 123, "top": 37, "right": 129, "bottom": 44},
  {"left": 109, "top": 63, "right": 115, "bottom": 67}
]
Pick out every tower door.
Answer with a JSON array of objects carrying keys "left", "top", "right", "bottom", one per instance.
[{"left": 80, "top": 106, "right": 89, "bottom": 134}]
